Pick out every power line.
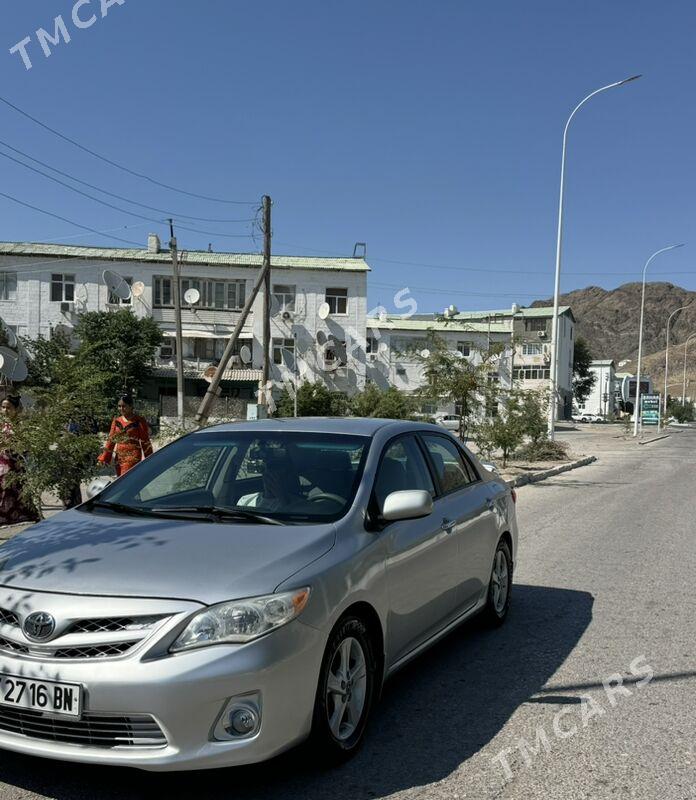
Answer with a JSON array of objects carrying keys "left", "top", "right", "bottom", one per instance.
[
  {"left": 0, "top": 192, "right": 145, "bottom": 247},
  {"left": 0, "top": 139, "right": 255, "bottom": 224},
  {"left": 0, "top": 94, "right": 257, "bottom": 206},
  {"left": 371, "top": 281, "right": 541, "bottom": 299}
]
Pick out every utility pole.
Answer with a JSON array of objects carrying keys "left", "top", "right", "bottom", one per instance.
[
  {"left": 259, "top": 196, "right": 272, "bottom": 415},
  {"left": 194, "top": 196, "right": 272, "bottom": 428},
  {"left": 168, "top": 219, "right": 185, "bottom": 427}
]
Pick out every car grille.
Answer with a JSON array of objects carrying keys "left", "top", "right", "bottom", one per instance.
[
  {"left": 0, "top": 708, "right": 167, "bottom": 748},
  {"left": 65, "top": 616, "right": 165, "bottom": 634},
  {"left": 0, "top": 637, "right": 29, "bottom": 655},
  {"left": 0, "top": 609, "right": 19, "bottom": 628},
  {"left": 52, "top": 642, "right": 138, "bottom": 659}
]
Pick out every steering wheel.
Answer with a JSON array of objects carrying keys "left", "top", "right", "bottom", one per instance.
[{"left": 307, "top": 492, "right": 345, "bottom": 506}]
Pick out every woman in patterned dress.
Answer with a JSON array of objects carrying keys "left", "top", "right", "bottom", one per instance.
[
  {"left": 0, "top": 396, "right": 40, "bottom": 525},
  {"left": 98, "top": 395, "right": 153, "bottom": 477}
]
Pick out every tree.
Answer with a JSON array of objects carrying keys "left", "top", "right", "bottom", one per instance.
[
  {"left": 1, "top": 359, "right": 109, "bottom": 515},
  {"left": 275, "top": 381, "right": 349, "bottom": 417},
  {"left": 414, "top": 333, "right": 503, "bottom": 437},
  {"left": 73, "top": 309, "right": 162, "bottom": 398},
  {"left": 573, "top": 337, "right": 596, "bottom": 405},
  {"left": 350, "top": 384, "right": 415, "bottom": 419},
  {"left": 666, "top": 398, "right": 694, "bottom": 423},
  {"left": 473, "top": 392, "right": 526, "bottom": 467}
]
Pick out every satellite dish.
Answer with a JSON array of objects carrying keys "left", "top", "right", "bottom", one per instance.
[
  {"left": 318, "top": 302, "right": 331, "bottom": 320},
  {"left": 511, "top": 303, "right": 520, "bottom": 314},
  {"left": 184, "top": 288, "right": 201, "bottom": 305},
  {"left": 131, "top": 281, "right": 145, "bottom": 298},
  {"left": 1, "top": 325, "right": 17, "bottom": 349},
  {"left": 74, "top": 284, "right": 88, "bottom": 304},
  {"left": 316, "top": 331, "right": 327, "bottom": 346},
  {"left": 420, "top": 349, "right": 430, "bottom": 359},
  {"left": 0, "top": 347, "right": 28, "bottom": 382},
  {"left": 103, "top": 270, "right": 131, "bottom": 301},
  {"left": 448, "top": 304, "right": 458, "bottom": 316},
  {"left": 239, "top": 345, "right": 252, "bottom": 365},
  {"left": 378, "top": 341, "right": 389, "bottom": 354}
]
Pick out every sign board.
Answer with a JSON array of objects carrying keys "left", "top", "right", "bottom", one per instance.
[{"left": 641, "top": 394, "right": 660, "bottom": 427}]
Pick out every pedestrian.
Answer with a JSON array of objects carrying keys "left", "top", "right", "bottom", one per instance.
[
  {"left": 98, "top": 394, "right": 153, "bottom": 477},
  {"left": 0, "top": 396, "right": 40, "bottom": 525}
]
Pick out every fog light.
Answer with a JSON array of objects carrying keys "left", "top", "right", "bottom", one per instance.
[{"left": 226, "top": 707, "right": 258, "bottom": 736}]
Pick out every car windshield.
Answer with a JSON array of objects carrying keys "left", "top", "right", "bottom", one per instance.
[{"left": 86, "top": 431, "right": 370, "bottom": 524}]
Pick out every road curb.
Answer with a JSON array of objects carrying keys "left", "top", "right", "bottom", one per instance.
[
  {"left": 506, "top": 455, "right": 597, "bottom": 488},
  {"left": 638, "top": 434, "right": 671, "bottom": 445}
]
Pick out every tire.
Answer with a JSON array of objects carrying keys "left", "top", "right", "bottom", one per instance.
[
  {"left": 483, "top": 539, "right": 513, "bottom": 626},
  {"left": 310, "top": 616, "right": 378, "bottom": 762}
]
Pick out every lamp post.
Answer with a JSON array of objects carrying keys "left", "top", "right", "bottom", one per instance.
[
  {"left": 633, "top": 244, "right": 685, "bottom": 437},
  {"left": 663, "top": 303, "right": 692, "bottom": 417},
  {"left": 548, "top": 75, "right": 641, "bottom": 440},
  {"left": 682, "top": 333, "right": 696, "bottom": 405}
]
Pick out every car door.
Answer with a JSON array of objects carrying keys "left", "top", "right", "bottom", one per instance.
[
  {"left": 419, "top": 433, "right": 499, "bottom": 610},
  {"left": 374, "top": 434, "right": 461, "bottom": 666}
]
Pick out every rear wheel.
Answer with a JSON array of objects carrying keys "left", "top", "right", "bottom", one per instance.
[
  {"left": 311, "top": 616, "right": 377, "bottom": 762},
  {"left": 483, "top": 539, "right": 512, "bottom": 626}
]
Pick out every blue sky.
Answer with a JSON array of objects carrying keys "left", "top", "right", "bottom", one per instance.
[{"left": 2, "top": 0, "right": 695, "bottom": 313}]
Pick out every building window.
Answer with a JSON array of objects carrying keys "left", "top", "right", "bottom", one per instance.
[
  {"left": 457, "top": 341, "right": 471, "bottom": 357},
  {"left": 50, "top": 274, "right": 75, "bottom": 302},
  {"left": 273, "top": 337, "right": 295, "bottom": 365},
  {"left": 513, "top": 367, "right": 551, "bottom": 381},
  {"left": 524, "top": 318, "right": 547, "bottom": 332},
  {"left": 273, "top": 284, "right": 296, "bottom": 312},
  {"left": 154, "top": 276, "right": 246, "bottom": 310},
  {"left": 108, "top": 276, "right": 132, "bottom": 305},
  {"left": 324, "top": 339, "right": 347, "bottom": 368},
  {"left": 325, "top": 287, "right": 348, "bottom": 315},
  {"left": 522, "top": 343, "right": 543, "bottom": 356},
  {"left": 0, "top": 272, "right": 17, "bottom": 301},
  {"left": 366, "top": 335, "right": 379, "bottom": 354}
]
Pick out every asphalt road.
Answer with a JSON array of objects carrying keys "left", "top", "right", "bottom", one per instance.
[{"left": 0, "top": 428, "right": 693, "bottom": 799}]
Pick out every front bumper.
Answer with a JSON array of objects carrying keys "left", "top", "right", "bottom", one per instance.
[{"left": 0, "top": 620, "right": 325, "bottom": 771}]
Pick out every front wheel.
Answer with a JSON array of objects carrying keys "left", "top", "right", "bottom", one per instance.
[
  {"left": 310, "top": 616, "right": 377, "bottom": 762},
  {"left": 483, "top": 539, "right": 512, "bottom": 626}
]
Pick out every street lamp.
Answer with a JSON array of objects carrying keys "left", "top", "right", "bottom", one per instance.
[
  {"left": 548, "top": 75, "right": 641, "bottom": 440},
  {"left": 663, "top": 302, "right": 692, "bottom": 417},
  {"left": 682, "top": 333, "right": 696, "bottom": 405},
  {"left": 633, "top": 244, "right": 685, "bottom": 436}
]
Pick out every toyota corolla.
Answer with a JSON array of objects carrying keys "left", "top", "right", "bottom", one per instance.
[{"left": 0, "top": 418, "right": 517, "bottom": 771}]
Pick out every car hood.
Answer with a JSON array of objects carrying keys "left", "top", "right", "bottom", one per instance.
[{"left": 0, "top": 510, "right": 336, "bottom": 604}]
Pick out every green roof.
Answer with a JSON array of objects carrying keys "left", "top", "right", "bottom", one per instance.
[
  {"left": 450, "top": 306, "right": 573, "bottom": 320},
  {"left": 0, "top": 242, "right": 370, "bottom": 273},
  {"left": 367, "top": 316, "right": 512, "bottom": 334}
]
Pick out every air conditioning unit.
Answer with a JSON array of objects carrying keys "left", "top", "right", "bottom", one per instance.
[
  {"left": 537, "top": 330, "right": 547, "bottom": 339},
  {"left": 60, "top": 302, "right": 74, "bottom": 313},
  {"left": 158, "top": 346, "right": 174, "bottom": 359}
]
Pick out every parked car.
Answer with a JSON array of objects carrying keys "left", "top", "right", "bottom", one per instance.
[
  {"left": 435, "top": 413, "right": 462, "bottom": 431},
  {"left": 0, "top": 418, "right": 517, "bottom": 771},
  {"left": 572, "top": 412, "right": 601, "bottom": 423}
]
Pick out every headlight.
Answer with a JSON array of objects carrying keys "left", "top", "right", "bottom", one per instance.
[{"left": 170, "top": 588, "right": 311, "bottom": 652}]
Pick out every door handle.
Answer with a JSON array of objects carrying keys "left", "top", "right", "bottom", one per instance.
[{"left": 441, "top": 518, "right": 456, "bottom": 533}]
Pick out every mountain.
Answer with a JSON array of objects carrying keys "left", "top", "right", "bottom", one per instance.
[{"left": 532, "top": 283, "right": 696, "bottom": 395}]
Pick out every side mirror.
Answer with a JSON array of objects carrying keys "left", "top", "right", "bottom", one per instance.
[
  {"left": 86, "top": 477, "right": 113, "bottom": 500},
  {"left": 382, "top": 490, "right": 433, "bottom": 522},
  {"left": 480, "top": 462, "right": 499, "bottom": 475}
]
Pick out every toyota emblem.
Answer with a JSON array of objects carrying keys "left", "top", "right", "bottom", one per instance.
[{"left": 23, "top": 612, "right": 56, "bottom": 642}]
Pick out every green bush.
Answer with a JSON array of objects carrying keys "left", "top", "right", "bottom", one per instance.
[{"left": 513, "top": 439, "right": 570, "bottom": 462}]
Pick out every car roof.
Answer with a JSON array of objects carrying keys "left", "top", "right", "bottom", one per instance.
[{"left": 195, "top": 417, "right": 440, "bottom": 437}]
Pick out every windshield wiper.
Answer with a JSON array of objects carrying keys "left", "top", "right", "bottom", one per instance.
[
  {"left": 146, "top": 505, "right": 284, "bottom": 526},
  {"left": 88, "top": 500, "right": 162, "bottom": 518}
]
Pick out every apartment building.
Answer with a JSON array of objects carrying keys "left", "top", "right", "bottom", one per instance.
[
  {"left": 366, "top": 305, "right": 576, "bottom": 418},
  {"left": 0, "top": 237, "right": 369, "bottom": 414}
]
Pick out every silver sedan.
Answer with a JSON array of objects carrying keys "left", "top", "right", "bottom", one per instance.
[{"left": 0, "top": 418, "right": 517, "bottom": 770}]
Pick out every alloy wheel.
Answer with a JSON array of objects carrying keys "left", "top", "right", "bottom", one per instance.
[
  {"left": 325, "top": 636, "right": 368, "bottom": 741},
  {"left": 490, "top": 548, "right": 510, "bottom": 614}
]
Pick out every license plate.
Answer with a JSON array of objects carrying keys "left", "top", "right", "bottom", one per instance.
[{"left": 0, "top": 674, "right": 82, "bottom": 717}]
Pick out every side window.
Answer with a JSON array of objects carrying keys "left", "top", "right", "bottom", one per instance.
[
  {"left": 421, "top": 435, "right": 473, "bottom": 494},
  {"left": 373, "top": 436, "right": 434, "bottom": 511}
]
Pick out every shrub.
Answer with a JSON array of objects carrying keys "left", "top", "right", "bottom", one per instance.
[{"left": 513, "top": 439, "right": 570, "bottom": 462}]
